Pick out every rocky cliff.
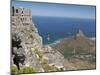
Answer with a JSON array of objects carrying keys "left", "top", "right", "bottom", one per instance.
[{"left": 11, "top": 7, "right": 65, "bottom": 73}]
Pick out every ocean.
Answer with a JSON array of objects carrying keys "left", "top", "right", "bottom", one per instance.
[{"left": 32, "top": 16, "right": 96, "bottom": 44}]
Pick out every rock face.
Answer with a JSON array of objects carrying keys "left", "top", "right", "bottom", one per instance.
[
  {"left": 11, "top": 7, "right": 65, "bottom": 72},
  {"left": 43, "top": 45, "right": 65, "bottom": 68},
  {"left": 11, "top": 7, "right": 43, "bottom": 72}
]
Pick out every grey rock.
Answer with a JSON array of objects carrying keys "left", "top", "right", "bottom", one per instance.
[{"left": 11, "top": 7, "right": 65, "bottom": 72}]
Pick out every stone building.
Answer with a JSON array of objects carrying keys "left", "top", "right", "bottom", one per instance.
[{"left": 12, "top": 6, "right": 32, "bottom": 25}]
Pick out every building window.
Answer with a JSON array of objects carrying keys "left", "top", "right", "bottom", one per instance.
[{"left": 16, "top": 9, "right": 18, "bottom": 13}]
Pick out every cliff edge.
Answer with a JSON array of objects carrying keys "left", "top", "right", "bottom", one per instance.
[{"left": 11, "top": 7, "right": 65, "bottom": 73}]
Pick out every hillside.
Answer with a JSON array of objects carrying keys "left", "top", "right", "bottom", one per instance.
[{"left": 51, "top": 29, "right": 96, "bottom": 70}]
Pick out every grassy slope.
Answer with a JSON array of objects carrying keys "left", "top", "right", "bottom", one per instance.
[{"left": 50, "top": 35, "right": 96, "bottom": 70}]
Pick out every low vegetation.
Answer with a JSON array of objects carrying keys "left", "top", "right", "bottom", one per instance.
[
  {"left": 11, "top": 65, "right": 18, "bottom": 74},
  {"left": 11, "top": 65, "right": 36, "bottom": 74},
  {"left": 68, "top": 58, "right": 96, "bottom": 70},
  {"left": 41, "top": 59, "right": 58, "bottom": 72},
  {"left": 35, "top": 49, "right": 43, "bottom": 60},
  {"left": 51, "top": 36, "right": 96, "bottom": 70}
]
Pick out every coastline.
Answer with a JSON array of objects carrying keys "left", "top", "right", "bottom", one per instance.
[{"left": 46, "top": 36, "right": 96, "bottom": 46}]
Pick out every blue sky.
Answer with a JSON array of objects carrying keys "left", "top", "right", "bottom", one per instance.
[{"left": 12, "top": 0, "right": 96, "bottom": 19}]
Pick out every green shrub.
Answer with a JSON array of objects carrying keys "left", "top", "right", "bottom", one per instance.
[
  {"left": 49, "top": 64, "right": 58, "bottom": 71},
  {"left": 41, "top": 59, "right": 58, "bottom": 72},
  {"left": 11, "top": 65, "right": 18, "bottom": 74},
  {"left": 42, "top": 63, "right": 52, "bottom": 72},
  {"left": 11, "top": 65, "right": 36, "bottom": 74},
  {"left": 59, "top": 67, "right": 64, "bottom": 71},
  {"left": 42, "top": 62, "right": 58, "bottom": 72},
  {"left": 19, "top": 66, "right": 36, "bottom": 74}
]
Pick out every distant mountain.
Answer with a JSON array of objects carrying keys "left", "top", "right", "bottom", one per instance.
[
  {"left": 50, "top": 29, "right": 96, "bottom": 70},
  {"left": 51, "top": 29, "right": 96, "bottom": 57}
]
